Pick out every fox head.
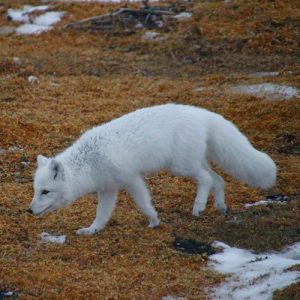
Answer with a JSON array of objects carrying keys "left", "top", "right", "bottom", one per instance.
[{"left": 28, "top": 155, "right": 73, "bottom": 215}]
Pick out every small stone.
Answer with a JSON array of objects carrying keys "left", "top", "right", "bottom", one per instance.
[
  {"left": 20, "top": 160, "right": 30, "bottom": 168},
  {"left": 134, "top": 22, "right": 144, "bottom": 29},
  {"left": 40, "top": 232, "right": 66, "bottom": 244},
  {"left": 229, "top": 83, "right": 299, "bottom": 100},
  {"left": 173, "top": 12, "right": 192, "bottom": 21},
  {"left": 250, "top": 71, "right": 279, "bottom": 78},
  {"left": 141, "top": 31, "right": 164, "bottom": 42},
  {"left": 181, "top": 57, "right": 194, "bottom": 65},
  {"left": 13, "top": 57, "right": 22, "bottom": 65},
  {"left": 28, "top": 75, "right": 38, "bottom": 83}
]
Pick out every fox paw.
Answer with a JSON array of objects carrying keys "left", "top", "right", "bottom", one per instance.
[
  {"left": 149, "top": 218, "right": 160, "bottom": 228},
  {"left": 220, "top": 207, "right": 230, "bottom": 216},
  {"left": 192, "top": 208, "right": 203, "bottom": 217},
  {"left": 76, "top": 227, "right": 99, "bottom": 236}
]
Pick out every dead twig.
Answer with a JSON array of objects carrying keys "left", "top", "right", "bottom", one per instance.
[{"left": 64, "top": 7, "right": 175, "bottom": 31}]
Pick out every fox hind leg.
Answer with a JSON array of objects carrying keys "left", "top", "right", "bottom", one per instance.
[
  {"left": 192, "top": 165, "right": 227, "bottom": 216},
  {"left": 192, "top": 167, "right": 213, "bottom": 216},
  {"left": 209, "top": 170, "right": 228, "bottom": 215}
]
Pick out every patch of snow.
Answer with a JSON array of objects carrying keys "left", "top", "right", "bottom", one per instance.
[
  {"left": 7, "top": 5, "right": 49, "bottom": 22},
  {"left": 16, "top": 24, "right": 51, "bottom": 35},
  {"left": 28, "top": 75, "right": 38, "bottom": 83},
  {"left": 173, "top": 12, "right": 192, "bottom": 21},
  {"left": 40, "top": 232, "right": 66, "bottom": 244},
  {"left": 208, "top": 241, "right": 300, "bottom": 300},
  {"left": 212, "top": 241, "right": 231, "bottom": 249},
  {"left": 7, "top": 5, "right": 64, "bottom": 35},
  {"left": 34, "top": 11, "right": 65, "bottom": 26},
  {"left": 229, "top": 83, "right": 299, "bottom": 100},
  {"left": 250, "top": 71, "right": 279, "bottom": 78}
]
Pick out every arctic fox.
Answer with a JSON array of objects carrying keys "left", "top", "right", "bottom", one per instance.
[{"left": 28, "top": 104, "right": 276, "bottom": 235}]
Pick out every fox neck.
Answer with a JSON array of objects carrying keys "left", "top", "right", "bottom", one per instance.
[{"left": 63, "top": 164, "right": 97, "bottom": 200}]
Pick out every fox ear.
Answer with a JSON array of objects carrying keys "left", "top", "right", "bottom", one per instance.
[
  {"left": 50, "top": 159, "right": 64, "bottom": 180},
  {"left": 37, "top": 155, "right": 48, "bottom": 166}
]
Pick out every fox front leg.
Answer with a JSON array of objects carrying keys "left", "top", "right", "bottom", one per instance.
[{"left": 76, "top": 190, "right": 117, "bottom": 235}]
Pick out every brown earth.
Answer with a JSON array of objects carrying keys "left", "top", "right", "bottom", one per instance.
[{"left": 0, "top": 0, "right": 300, "bottom": 299}]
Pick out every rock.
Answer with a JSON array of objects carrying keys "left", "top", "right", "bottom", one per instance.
[
  {"left": 229, "top": 83, "right": 299, "bottom": 100},
  {"left": 13, "top": 57, "right": 22, "bottom": 65},
  {"left": 20, "top": 159, "right": 30, "bottom": 168},
  {"left": 250, "top": 71, "right": 279, "bottom": 78},
  {"left": 141, "top": 31, "right": 164, "bottom": 42},
  {"left": 0, "top": 291, "right": 17, "bottom": 298},
  {"left": 40, "top": 232, "right": 66, "bottom": 244},
  {"left": 173, "top": 12, "right": 192, "bottom": 21},
  {"left": 173, "top": 236, "right": 216, "bottom": 256},
  {"left": 181, "top": 57, "right": 194, "bottom": 65}
]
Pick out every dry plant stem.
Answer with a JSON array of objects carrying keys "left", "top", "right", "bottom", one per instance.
[{"left": 64, "top": 8, "right": 175, "bottom": 29}]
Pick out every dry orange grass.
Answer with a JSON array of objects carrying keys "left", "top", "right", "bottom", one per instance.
[{"left": 0, "top": 0, "right": 300, "bottom": 299}]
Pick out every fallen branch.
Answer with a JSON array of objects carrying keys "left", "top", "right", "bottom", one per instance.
[{"left": 64, "top": 7, "right": 175, "bottom": 31}]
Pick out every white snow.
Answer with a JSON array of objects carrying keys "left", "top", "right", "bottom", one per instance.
[
  {"left": 28, "top": 75, "right": 39, "bottom": 83},
  {"left": 35, "top": 11, "right": 65, "bottom": 26},
  {"left": 7, "top": 5, "right": 49, "bottom": 22},
  {"left": 208, "top": 241, "right": 300, "bottom": 300},
  {"left": 40, "top": 232, "right": 66, "bottom": 244},
  {"left": 16, "top": 24, "right": 51, "bottom": 35},
  {"left": 229, "top": 83, "right": 299, "bottom": 100},
  {"left": 7, "top": 5, "right": 64, "bottom": 35}
]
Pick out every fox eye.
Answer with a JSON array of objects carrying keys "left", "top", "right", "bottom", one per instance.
[{"left": 41, "top": 190, "right": 50, "bottom": 195}]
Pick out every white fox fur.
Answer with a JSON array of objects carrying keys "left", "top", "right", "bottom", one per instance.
[{"left": 29, "top": 104, "right": 276, "bottom": 235}]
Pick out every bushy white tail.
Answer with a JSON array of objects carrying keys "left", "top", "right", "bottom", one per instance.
[{"left": 207, "top": 115, "right": 276, "bottom": 189}]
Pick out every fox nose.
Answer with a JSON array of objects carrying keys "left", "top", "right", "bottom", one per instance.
[{"left": 27, "top": 208, "right": 33, "bottom": 214}]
